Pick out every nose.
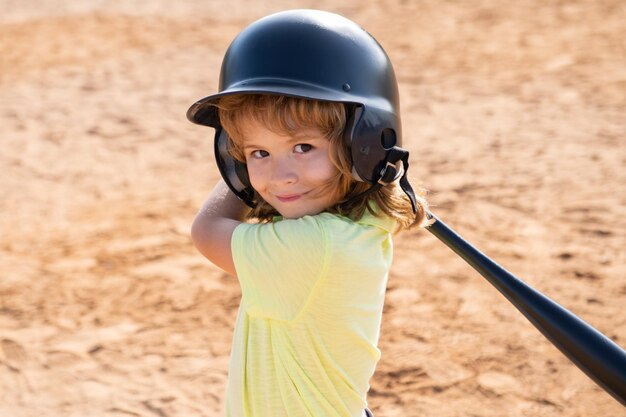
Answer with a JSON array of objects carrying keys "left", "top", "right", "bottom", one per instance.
[{"left": 270, "top": 155, "right": 298, "bottom": 185}]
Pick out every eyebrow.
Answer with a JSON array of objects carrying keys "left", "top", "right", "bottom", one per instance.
[{"left": 243, "top": 134, "right": 324, "bottom": 149}]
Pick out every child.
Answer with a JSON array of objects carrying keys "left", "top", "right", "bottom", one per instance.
[{"left": 187, "top": 9, "right": 428, "bottom": 417}]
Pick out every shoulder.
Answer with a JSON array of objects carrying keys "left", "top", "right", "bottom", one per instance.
[
  {"left": 231, "top": 214, "right": 334, "bottom": 320},
  {"left": 231, "top": 215, "right": 332, "bottom": 271},
  {"left": 231, "top": 210, "right": 393, "bottom": 257},
  {"left": 233, "top": 214, "right": 330, "bottom": 245}
]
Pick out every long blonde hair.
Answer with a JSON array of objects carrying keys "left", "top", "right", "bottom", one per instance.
[{"left": 215, "top": 94, "right": 428, "bottom": 230}]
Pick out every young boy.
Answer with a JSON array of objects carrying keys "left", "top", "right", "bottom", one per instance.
[{"left": 187, "top": 10, "right": 428, "bottom": 417}]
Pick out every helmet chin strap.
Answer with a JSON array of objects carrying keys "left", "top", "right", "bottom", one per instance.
[{"left": 343, "top": 146, "right": 418, "bottom": 213}]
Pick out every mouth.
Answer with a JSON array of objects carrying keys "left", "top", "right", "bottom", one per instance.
[{"left": 275, "top": 193, "right": 303, "bottom": 203}]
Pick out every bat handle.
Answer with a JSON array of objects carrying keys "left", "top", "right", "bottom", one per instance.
[{"left": 425, "top": 212, "right": 626, "bottom": 406}]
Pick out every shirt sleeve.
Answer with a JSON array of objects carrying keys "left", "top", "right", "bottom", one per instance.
[{"left": 230, "top": 215, "right": 330, "bottom": 321}]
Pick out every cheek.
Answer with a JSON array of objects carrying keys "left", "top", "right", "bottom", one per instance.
[
  {"left": 311, "top": 152, "right": 338, "bottom": 181},
  {"left": 246, "top": 160, "right": 267, "bottom": 189}
]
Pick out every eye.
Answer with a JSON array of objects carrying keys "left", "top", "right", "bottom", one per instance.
[
  {"left": 250, "top": 149, "right": 269, "bottom": 159},
  {"left": 294, "top": 143, "right": 313, "bottom": 153}
]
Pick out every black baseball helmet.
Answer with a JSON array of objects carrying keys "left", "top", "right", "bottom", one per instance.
[{"left": 187, "top": 9, "right": 416, "bottom": 211}]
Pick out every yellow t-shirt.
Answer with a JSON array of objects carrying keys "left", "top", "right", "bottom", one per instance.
[{"left": 227, "top": 210, "right": 395, "bottom": 417}]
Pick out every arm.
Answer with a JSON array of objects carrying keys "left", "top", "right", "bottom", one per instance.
[{"left": 191, "top": 179, "right": 251, "bottom": 276}]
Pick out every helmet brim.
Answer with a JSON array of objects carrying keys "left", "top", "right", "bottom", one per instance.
[{"left": 186, "top": 78, "right": 368, "bottom": 127}]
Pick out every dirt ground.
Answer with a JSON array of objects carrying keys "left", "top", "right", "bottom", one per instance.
[{"left": 1, "top": 1, "right": 625, "bottom": 416}]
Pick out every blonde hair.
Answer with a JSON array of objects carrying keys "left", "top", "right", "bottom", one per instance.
[{"left": 215, "top": 94, "right": 428, "bottom": 230}]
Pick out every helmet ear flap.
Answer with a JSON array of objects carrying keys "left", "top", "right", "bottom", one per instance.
[
  {"left": 348, "top": 106, "right": 401, "bottom": 185},
  {"left": 214, "top": 128, "right": 256, "bottom": 207},
  {"left": 344, "top": 105, "right": 365, "bottom": 182}
]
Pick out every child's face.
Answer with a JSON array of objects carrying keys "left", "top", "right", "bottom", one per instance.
[{"left": 241, "top": 119, "right": 340, "bottom": 219}]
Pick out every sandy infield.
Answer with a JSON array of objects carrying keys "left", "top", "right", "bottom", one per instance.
[{"left": 1, "top": 1, "right": 624, "bottom": 416}]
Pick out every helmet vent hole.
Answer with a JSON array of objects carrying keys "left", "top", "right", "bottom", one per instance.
[{"left": 381, "top": 129, "right": 396, "bottom": 150}]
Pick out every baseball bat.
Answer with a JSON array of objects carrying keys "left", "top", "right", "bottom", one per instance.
[{"left": 425, "top": 212, "right": 626, "bottom": 406}]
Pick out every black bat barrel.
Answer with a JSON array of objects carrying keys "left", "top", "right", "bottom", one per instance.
[{"left": 426, "top": 213, "right": 626, "bottom": 406}]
